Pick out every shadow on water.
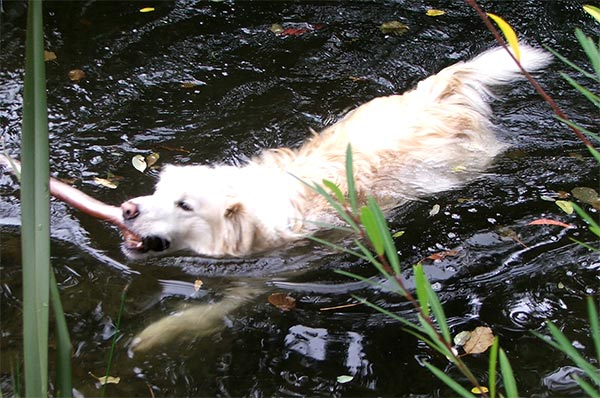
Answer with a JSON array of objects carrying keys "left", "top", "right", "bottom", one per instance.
[{"left": 1, "top": 1, "right": 599, "bottom": 396}]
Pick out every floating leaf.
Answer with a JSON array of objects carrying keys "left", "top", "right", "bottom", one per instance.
[
  {"left": 181, "top": 82, "right": 199, "bottom": 89},
  {"left": 471, "top": 386, "right": 489, "bottom": 395},
  {"left": 429, "top": 204, "right": 440, "bottom": 216},
  {"left": 139, "top": 7, "right": 155, "bottom": 13},
  {"left": 487, "top": 13, "right": 520, "bottom": 61},
  {"left": 44, "top": 50, "right": 57, "bottom": 62},
  {"left": 146, "top": 152, "right": 160, "bottom": 168},
  {"left": 452, "top": 165, "right": 467, "bottom": 173},
  {"left": 68, "top": 69, "right": 86, "bottom": 82},
  {"left": 427, "top": 249, "right": 459, "bottom": 261},
  {"left": 392, "top": 230, "right": 405, "bottom": 238},
  {"left": 194, "top": 279, "right": 203, "bottom": 291},
  {"left": 583, "top": 4, "right": 600, "bottom": 23},
  {"left": 540, "top": 195, "right": 555, "bottom": 202},
  {"left": 269, "top": 23, "right": 284, "bottom": 34},
  {"left": 379, "top": 21, "right": 409, "bottom": 36},
  {"left": 89, "top": 372, "right": 120, "bottom": 385},
  {"left": 94, "top": 177, "right": 118, "bottom": 189},
  {"left": 571, "top": 186, "right": 599, "bottom": 204},
  {"left": 528, "top": 218, "right": 575, "bottom": 229},
  {"left": 268, "top": 293, "right": 296, "bottom": 311},
  {"left": 555, "top": 200, "right": 574, "bottom": 215},
  {"left": 426, "top": 9, "right": 445, "bottom": 16},
  {"left": 132, "top": 154, "right": 147, "bottom": 173},
  {"left": 454, "top": 330, "right": 471, "bottom": 346},
  {"left": 280, "top": 27, "right": 310, "bottom": 36},
  {"left": 462, "top": 326, "right": 494, "bottom": 355},
  {"left": 336, "top": 375, "right": 354, "bottom": 384},
  {"left": 457, "top": 197, "right": 473, "bottom": 203}
]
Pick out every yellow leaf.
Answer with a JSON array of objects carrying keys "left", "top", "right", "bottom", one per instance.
[
  {"left": 471, "top": 386, "right": 489, "bottom": 395},
  {"left": 94, "top": 177, "right": 118, "bottom": 189},
  {"left": 426, "top": 9, "right": 445, "bottom": 17},
  {"left": 89, "top": 372, "right": 121, "bottom": 385},
  {"left": 194, "top": 279, "right": 203, "bottom": 291},
  {"left": 555, "top": 200, "right": 574, "bottom": 215},
  {"left": 487, "top": 13, "right": 520, "bottom": 61},
  {"left": 584, "top": 5, "right": 600, "bottom": 23},
  {"left": 139, "top": 7, "right": 155, "bottom": 13}
]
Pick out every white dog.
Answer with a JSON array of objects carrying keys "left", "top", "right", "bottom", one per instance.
[{"left": 120, "top": 45, "right": 550, "bottom": 260}]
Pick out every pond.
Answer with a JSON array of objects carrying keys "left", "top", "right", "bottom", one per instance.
[{"left": 1, "top": 0, "right": 599, "bottom": 396}]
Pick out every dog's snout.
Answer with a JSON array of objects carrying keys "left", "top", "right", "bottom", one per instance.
[{"left": 121, "top": 201, "right": 140, "bottom": 220}]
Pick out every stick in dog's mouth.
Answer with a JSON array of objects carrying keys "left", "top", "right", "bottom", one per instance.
[{"left": 0, "top": 154, "right": 159, "bottom": 255}]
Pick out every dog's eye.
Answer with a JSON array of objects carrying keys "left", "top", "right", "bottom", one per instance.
[{"left": 176, "top": 200, "right": 193, "bottom": 212}]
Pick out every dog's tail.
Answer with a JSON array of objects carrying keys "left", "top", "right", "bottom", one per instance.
[{"left": 417, "top": 43, "right": 551, "bottom": 113}]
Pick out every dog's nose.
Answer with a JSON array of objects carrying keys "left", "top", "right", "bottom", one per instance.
[{"left": 121, "top": 201, "right": 140, "bottom": 220}]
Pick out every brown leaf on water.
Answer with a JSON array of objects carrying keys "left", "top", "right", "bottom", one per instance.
[
  {"left": 44, "top": 50, "right": 57, "bottom": 62},
  {"left": 571, "top": 186, "right": 599, "bottom": 204},
  {"left": 68, "top": 69, "right": 86, "bottom": 81},
  {"left": 426, "top": 249, "right": 459, "bottom": 261},
  {"left": 268, "top": 293, "right": 296, "bottom": 311},
  {"left": 146, "top": 152, "right": 160, "bottom": 168},
  {"left": 194, "top": 279, "right": 203, "bottom": 292},
  {"left": 462, "top": 326, "right": 494, "bottom": 355}
]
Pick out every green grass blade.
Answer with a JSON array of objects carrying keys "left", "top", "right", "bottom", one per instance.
[
  {"left": 423, "top": 361, "right": 477, "bottom": 398},
  {"left": 499, "top": 348, "right": 519, "bottom": 398},
  {"left": 573, "top": 375, "right": 600, "bottom": 397},
  {"left": 21, "top": 1, "right": 50, "bottom": 396},
  {"left": 560, "top": 73, "right": 600, "bottom": 107},
  {"left": 345, "top": 144, "right": 358, "bottom": 213},
  {"left": 575, "top": 28, "right": 600, "bottom": 79},
  {"left": 544, "top": 321, "right": 600, "bottom": 386},
  {"left": 587, "top": 145, "right": 600, "bottom": 164},
  {"left": 101, "top": 285, "right": 128, "bottom": 398},
  {"left": 322, "top": 179, "right": 346, "bottom": 204},
  {"left": 587, "top": 297, "right": 600, "bottom": 364},
  {"left": 419, "top": 271, "right": 451, "bottom": 345},
  {"left": 544, "top": 46, "right": 600, "bottom": 82},
  {"left": 555, "top": 116, "right": 600, "bottom": 143},
  {"left": 50, "top": 272, "right": 72, "bottom": 398},
  {"left": 367, "top": 197, "right": 402, "bottom": 275},
  {"left": 308, "top": 236, "right": 370, "bottom": 261},
  {"left": 488, "top": 337, "right": 499, "bottom": 398},
  {"left": 413, "top": 264, "right": 430, "bottom": 318},
  {"left": 360, "top": 205, "right": 384, "bottom": 255},
  {"left": 571, "top": 202, "right": 600, "bottom": 237}
]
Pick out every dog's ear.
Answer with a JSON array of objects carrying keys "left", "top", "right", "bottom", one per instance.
[{"left": 224, "top": 202, "right": 244, "bottom": 219}]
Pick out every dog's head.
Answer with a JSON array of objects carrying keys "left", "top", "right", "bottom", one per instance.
[{"left": 120, "top": 164, "right": 256, "bottom": 259}]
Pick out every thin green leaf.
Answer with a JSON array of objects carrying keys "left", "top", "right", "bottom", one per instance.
[
  {"left": 569, "top": 238, "right": 600, "bottom": 252},
  {"left": 417, "top": 314, "right": 456, "bottom": 360},
  {"left": 367, "top": 197, "right": 402, "bottom": 275},
  {"left": 308, "top": 236, "right": 369, "bottom": 261},
  {"left": 587, "top": 145, "right": 600, "bottom": 164},
  {"left": 352, "top": 296, "right": 423, "bottom": 332},
  {"left": 50, "top": 272, "right": 72, "bottom": 398},
  {"left": 423, "top": 276, "right": 451, "bottom": 345},
  {"left": 561, "top": 73, "right": 600, "bottom": 107},
  {"left": 489, "top": 337, "right": 499, "bottom": 398},
  {"left": 587, "top": 297, "right": 600, "bottom": 363},
  {"left": 544, "top": 46, "right": 600, "bottom": 82},
  {"left": 499, "top": 348, "right": 519, "bottom": 398},
  {"left": 413, "top": 264, "right": 430, "bottom": 318},
  {"left": 544, "top": 322, "right": 600, "bottom": 385},
  {"left": 575, "top": 28, "right": 600, "bottom": 79},
  {"left": 573, "top": 374, "right": 600, "bottom": 397},
  {"left": 310, "top": 181, "right": 361, "bottom": 233},
  {"left": 101, "top": 285, "right": 128, "bottom": 398},
  {"left": 301, "top": 219, "right": 356, "bottom": 233},
  {"left": 22, "top": 1, "right": 51, "bottom": 397},
  {"left": 555, "top": 116, "right": 600, "bottom": 143},
  {"left": 345, "top": 144, "right": 358, "bottom": 213},
  {"left": 361, "top": 206, "right": 384, "bottom": 255},
  {"left": 571, "top": 202, "right": 600, "bottom": 237},
  {"left": 334, "top": 271, "right": 386, "bottom": 290},
  {"left": 423, "top": 361, "right": 477, "bottom": 398},
  {"left": 322, "top": 179, "right": 346, "bottom": 204},
  {"left": 354, "top": 241, "right": 405, "bottom": 294}
]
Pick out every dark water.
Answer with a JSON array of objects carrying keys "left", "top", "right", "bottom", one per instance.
[{"left": 1, "top": 1, "right": 599, "bottom": 396}]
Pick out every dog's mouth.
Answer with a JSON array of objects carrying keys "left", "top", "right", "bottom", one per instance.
[{"left": 122, "top": 229, "right": 171, "bottom": 254}]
